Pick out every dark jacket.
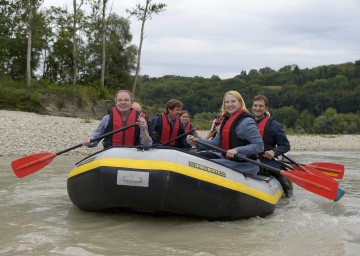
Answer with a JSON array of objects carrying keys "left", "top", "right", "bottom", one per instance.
[
  {"left": 149, "top": 113, "right": 191, "bottom": 148},
  {"left": 256, "top": 115, "right": 290, "bottom": 168}
]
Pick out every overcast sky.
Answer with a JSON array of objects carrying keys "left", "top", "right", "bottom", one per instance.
[{"left": 43, "top": 0, "right": 360, "bottom": 79}]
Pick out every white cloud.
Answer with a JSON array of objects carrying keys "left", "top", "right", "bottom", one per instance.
[{"left": 43, "top": 0, "right": 360, "bottom": 78}]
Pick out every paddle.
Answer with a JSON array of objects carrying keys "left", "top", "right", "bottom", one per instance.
[
  {"left": 282, "top": 155, "right": 344, "bottom": 179},
  {"left": 306, "top": 162, "right": 344, "bottom": 179},
  {"left": 281, "top": 154, "right": 345, "bottom": 202},
  {"left": 161, "top": 126, "right": 199, "bottom": 146},
  {"left": 194, "top": 140, "right": 339, "bottom": 201},
  {"left": 11, "top": 123, "right": 137, "bottom": 178}
]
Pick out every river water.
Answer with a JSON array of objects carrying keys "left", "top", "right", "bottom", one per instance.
[{"left": 1, "top": 151, "right": 359, "bottom": 256}]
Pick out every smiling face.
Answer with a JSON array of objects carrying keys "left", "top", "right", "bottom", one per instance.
[
  {"left": 224, "top": 93, "right": 241, "bottom": 116},
  {"left": 180, "top": 112, "right": 189, "bottom": 124},
  {"left": 115, "top": 91, "right": 132, "bottom": 113},
  {"left": 168, "top": 106, "right": 183, "bottom": 121},
  {"left": 252, "top": 99, "right": 267, "bottom": 120}
]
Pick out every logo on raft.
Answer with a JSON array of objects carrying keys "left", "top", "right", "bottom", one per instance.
[
  {"left": 76, "top": 156, "right": 97, "bottom": 167},
  {"left": 188, "top": 161, "right": 226, "bottom": 177}
]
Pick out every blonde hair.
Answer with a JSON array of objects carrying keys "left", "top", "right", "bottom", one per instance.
[{"left": 221, "top": 90, "right": 248, "bottom": 117}]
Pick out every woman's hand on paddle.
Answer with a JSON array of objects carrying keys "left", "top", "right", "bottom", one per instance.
[
  {"left": 186, "top": 135, "right": 197, "bottom": 147},
  {"left": 226, "top": 148, "right": 238, "bottom": 158}
]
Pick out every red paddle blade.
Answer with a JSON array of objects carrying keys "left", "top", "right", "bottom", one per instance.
[
  {"left": 291, "top": 164, "right": 333, "bottom": 179},
  {"left": 281, "top": 169, "right": 338, "bottom": 200},
  {"left": 308, "top": 162, "right": 344, "bottom": 179},
  {"left": 290, "top": 164, "right": 345, "bottom": 202},
  {"left": 11, "top": 152, "right": 57, "bottom": 178}
]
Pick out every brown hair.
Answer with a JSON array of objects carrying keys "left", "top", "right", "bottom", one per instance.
[
  {"left": 180, "top": 110, "right": 190, "bottom": 117},
  {"left": 165, "top": 99, "right": 183, "bottom": 113},
  {"left": 252, "top": 95, "right": 268, "bottom": 108}
]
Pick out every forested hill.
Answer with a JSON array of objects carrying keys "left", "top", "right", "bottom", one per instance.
[
  {"left": 138, "top": 61, "right": 360, "bottom": 134},
  {"left": 1, "top": 61, "right": 360, "bottom": 134}
]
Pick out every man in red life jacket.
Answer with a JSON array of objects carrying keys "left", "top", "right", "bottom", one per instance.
[
  {"left": 180, "top": 110, "right": 199, "bottom": 137},
  {"left": 149, "top": 99, "right": 191, "bottom": 148},
  {"left": 83, "top": 90, "right": 152, "bottom": 148},
  {"left": 252, "top": 95, "right": 293, "bottom": 197}
]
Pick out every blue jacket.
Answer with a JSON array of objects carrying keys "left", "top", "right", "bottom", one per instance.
[
  {"left": 197, "top": 116, "right": 264, "bottom": 176},
  {"left": 256, "top": 115, "right": 290, "bottom": 169}
]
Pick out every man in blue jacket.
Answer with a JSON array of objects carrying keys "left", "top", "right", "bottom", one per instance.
[
  {"left": 149, "top": 99, "right": 191, "bottom": 148},
  {"left": 252, "top": 95, "right": 293, "bottom": 197}
]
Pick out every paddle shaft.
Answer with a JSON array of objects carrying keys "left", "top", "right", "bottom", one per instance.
[
  {"left": 281, "top": 154, "right": 308, "bottom": 172},
  {"left": 162, "top": 127, "right": 198, "bottom": 146},
  {"left": 56, "top": 123, "right": 137, "bottom": 156},
  {"left": 194, "top": 140, "right": 339, "bottom": 200},
  {"left": 195, "top": 140, "right": 281, "bottom": 173},
  {"left": 11, "top": 123, "right": 138, "bottom": 178}
]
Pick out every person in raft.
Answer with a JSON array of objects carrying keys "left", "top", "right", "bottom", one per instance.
[
  {"left": 149, "top": 99, "right": 191, "bottom": 148},
  {"left": 132, "top": 101, "right": 149, "bottom": 121},
  {"left": 186, "top": 90, "right": 264, "bottom": 176},
  {"left": 252, "top": 94, "right": 293, "bottom": 197},
  {"left": 83, "top": 90, "right": 152, "bottom": 148},
  {"left": 203, "top": 111, "right": 222, "bottom": 140},
  {"left": 179, "top": 110, "right": 199, "bottom": 137}
]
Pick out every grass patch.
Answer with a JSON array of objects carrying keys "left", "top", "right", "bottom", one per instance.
[
  {"left": 0, "top": 77, "right": 112, "bottom": 113},
  {"left": 319, "top": 135, "right": 337, "bottom": 138}
]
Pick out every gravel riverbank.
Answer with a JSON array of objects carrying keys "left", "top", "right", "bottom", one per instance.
[{"left": 1, "top": 110, "right": 359, "bottom": 156}]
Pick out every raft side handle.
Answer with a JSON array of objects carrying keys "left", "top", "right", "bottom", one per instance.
[{"left": 117, "top": 170, "right": 149, "bottom": 187}]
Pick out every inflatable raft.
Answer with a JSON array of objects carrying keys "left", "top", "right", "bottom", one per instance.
[{"left": 67, "top": 146, "right": 284, "bottom": 220}]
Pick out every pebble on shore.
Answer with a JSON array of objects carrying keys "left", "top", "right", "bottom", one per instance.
[{"left": 1, "top": 110, "right": 359, "bottom": 156}]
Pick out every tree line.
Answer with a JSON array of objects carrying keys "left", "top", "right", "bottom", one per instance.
[
  {"left": 1, "top": 1, "right": 359, "bottom": 134},
  {"left": 0, "top": 0, "right": 165, "bottom": 91},
  {"left": 137, "top": 61, "right": 360, "bottom": 134}
]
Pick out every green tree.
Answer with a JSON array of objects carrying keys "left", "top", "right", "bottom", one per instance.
[
  {"left": 103, "top": 14, "right": 137, "bottom": 90},
  {"left": 71, "top": 0, "right": 87, "bottom": 86},
  {"left": 42, "top": 7, "right": 73, "bottom": 83},
  {"left": 270, "top": 106, "right": 299, "bottom": 129},
  {"left": 127, "top": 0, "right": 166, "bottom": 96},
  {"left": 0, "top": 0, "right": 46, "bottom": 81},
  {"left": 313, "top": 108, "right": 336, "bottom": 134},
  {"left": 295, "top": 109, "right": 315, "bottom": 133}
]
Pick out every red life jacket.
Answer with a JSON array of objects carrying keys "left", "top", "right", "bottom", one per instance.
[
  {"left": 112, "top": 107, "right": 137, "bottom": 146},
  {"left": 221, "top": 110, "right": 246, "bottom": 150},
  {"left": 256, "top": 115, "right": 276, "bottom": 152},
  {"left": 160, "top": 112, "right": 180, "bottom": 146},
  {"left": 184, "top": 122, "right": 191, "bottom": 132},
  {"left": 139, "top": 112, "right": 146, "bottom": 119},
  {"left": 257, "top": 115, "right": 271, "bottom": 138}
]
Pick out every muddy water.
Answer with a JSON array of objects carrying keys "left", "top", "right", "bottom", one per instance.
[{"left": 1, "top": 151, "right": 359, "bottom": 256}]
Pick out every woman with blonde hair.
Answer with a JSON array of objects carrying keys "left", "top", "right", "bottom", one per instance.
[{"left": 187, "top": 90, "right": 264, "bottom": 176}]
